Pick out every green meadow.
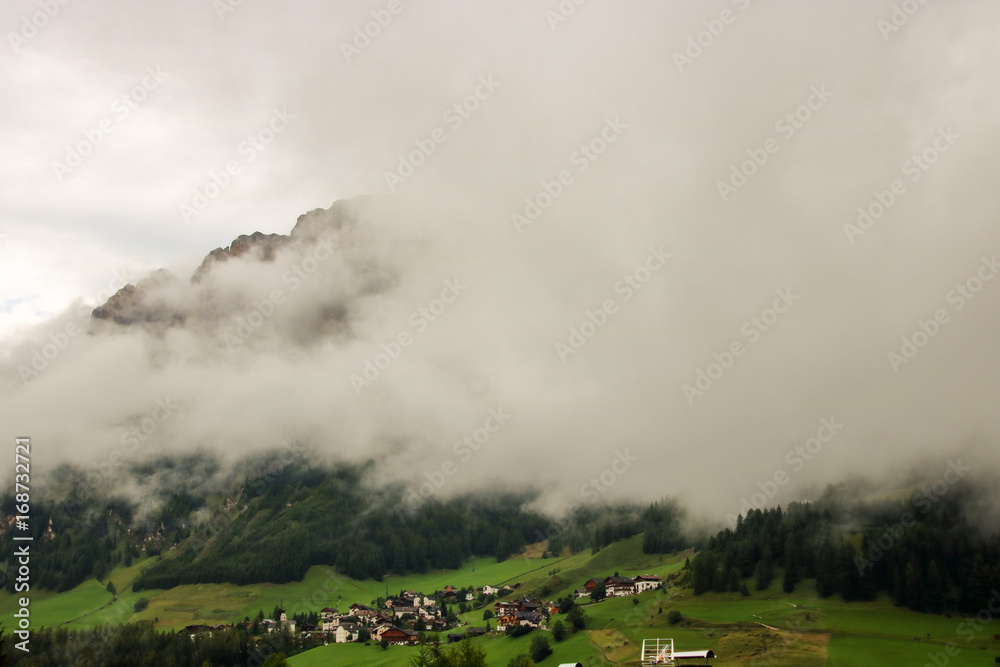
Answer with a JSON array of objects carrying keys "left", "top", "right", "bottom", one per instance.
[{"left": 3, "top": 535, "right": 998, "bottom": 665}]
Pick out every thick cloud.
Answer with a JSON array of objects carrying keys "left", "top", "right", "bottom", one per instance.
[{"left": 2, "top": 0, "right": 999, "bottom": 522}]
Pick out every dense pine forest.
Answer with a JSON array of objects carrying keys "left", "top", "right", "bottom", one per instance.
[
  {"left": 684, "top": 482, "right": 1000, "bottom": 614},
  {"left": 0, "top": 622, "right": 311, "bottom": 667},
  {"left": 0, "top": 452, "right": 685, "bottom": 594},
  {"left": 3, "top": 450, "right": 999, "bottom": 621}
]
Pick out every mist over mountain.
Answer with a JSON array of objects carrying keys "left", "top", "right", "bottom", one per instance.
[
  {"left": 2, "top": 0, "right": 1000, "bottom": 527},
  {"left": 3, "top": 189, "right": 999, "bottom": 528}
]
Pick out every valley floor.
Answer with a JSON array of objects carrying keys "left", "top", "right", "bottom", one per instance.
[{"left": 2, "top": 536, "right": 996, "bottom": 665}]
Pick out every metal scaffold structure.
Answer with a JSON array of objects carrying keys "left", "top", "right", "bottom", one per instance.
[{"left": 640, "top": 638, "right": 674, "bottom": 665}]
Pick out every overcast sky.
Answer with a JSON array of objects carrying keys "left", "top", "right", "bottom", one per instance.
[{"left": 2, "top": 0, "right": 999, "bottom": 521}]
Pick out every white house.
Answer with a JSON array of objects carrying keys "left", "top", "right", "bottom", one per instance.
[
  {"left": 605, "top": 576, "right": 637, "bottom": 597},
  {"left": 335, "top": 623, "right": 360, "bottom": 643},
  {"left": 634, "top": 574, "right": 662, "bottom": 593},
  {"left": 321, "top": 607, "right": 341, "bottom": 632},
  {"left": 393, "top": 605, "right": 418, "bottom": 619}
]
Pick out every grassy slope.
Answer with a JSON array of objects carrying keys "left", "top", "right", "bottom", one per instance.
[
  {"left": 5, "top": 534, "right": 998, "bottom": 665},
  {"left": 0, "top": 555, "right": 161, "bottom": 629},
  {"left": 290, "top": 537, "right": 1000, "bottom": 666},
  {"left": 0, "top": 546, "right": 589, "bottom": 631},
  {"left": 287, "top": 625, "right": 604, "bottom": 667}
]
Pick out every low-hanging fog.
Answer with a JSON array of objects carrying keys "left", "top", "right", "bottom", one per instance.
[{"left": 2, "top": 0, "right": 1000, "bottom": 524}]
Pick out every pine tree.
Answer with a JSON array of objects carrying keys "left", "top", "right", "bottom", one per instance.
[
  {"left": 890, "top": 566, "right": 904, "bottom": 605},
  {"left": 728, "top": 567, "right": 741, "bottom": 593},
  {"left": 693, "top": 553, "right": 715, "bottom": 595},
  {"left": 904, "top": 559, "right": 926, "bottom": 612},
  {"left": 737, "top": 541, "right": 755, "bottom": 578},
  {"left": 782, "top": 562, "right": 798, "bottom": 594},
  {"left": 755, "top": 546, "right": 775, "bottom": 591},
  {"left": 838, "top": 542, "right": 866, "bottom": 601},
  {"left": 814, "top": 539, "right": 840, "bottom": 598},
  {"left": 961, "top": 553, "right": 993, "bottom": 612},
  {"left": 782, "top": 533, "right": 801, "bottom": 593},
  {"left": 926, "top": 561, "right": 945, "bottom": 613}
]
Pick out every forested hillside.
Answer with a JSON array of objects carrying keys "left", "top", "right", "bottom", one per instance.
[
  {"left": 687, "top": 482, "right": 1000, "bottom": 614},
  {"left": 0, "top": 452, "right": 688, "bottom": 594},
  {"left": 4, "top": 450, "right": 999, "bottom": 617}
]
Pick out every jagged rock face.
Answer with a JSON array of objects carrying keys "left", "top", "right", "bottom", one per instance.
[
  {"left": 186, "top": 198, "right": 362, "bottom": 285},
  {"left": 289, "top": 198, "right": 359, "bottom": 241},
  {"left": 89, "top": 197, "right": 371, "bottom": 339},
  {"left": 91, "top": 269, "right": 181, "bottom": 326},
  {"left": 190, "top": 232, "right": 290, "bottom": 285}
]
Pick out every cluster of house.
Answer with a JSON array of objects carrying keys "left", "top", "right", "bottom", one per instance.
[
  {"left": 183, "top": 612, "right": 302, "bottom": 639},
  {"left": 576, "top": 573, "right": 663, "bottom": 599},
  {"left": 186, "top": 573, "right": 665, "bottom": 647},
  {"left": 182, "top": 623, "right": 229, "bottom": 639},
  {"left": 494, "top": 597, "right": 557, "bottom": 632},
  {"left": 318, "top": 584, "right": 517, "bottom": 645},
  {"left": 321, "top": 600, "right": 429, "bottom": 645}
]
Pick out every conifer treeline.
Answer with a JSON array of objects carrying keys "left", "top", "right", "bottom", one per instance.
[
  {"left": 1, "top": 621, "right": 310, "bottom": 666},
  {"left": 687, "top": 484, "right": 1000, "bottom": 614}
]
